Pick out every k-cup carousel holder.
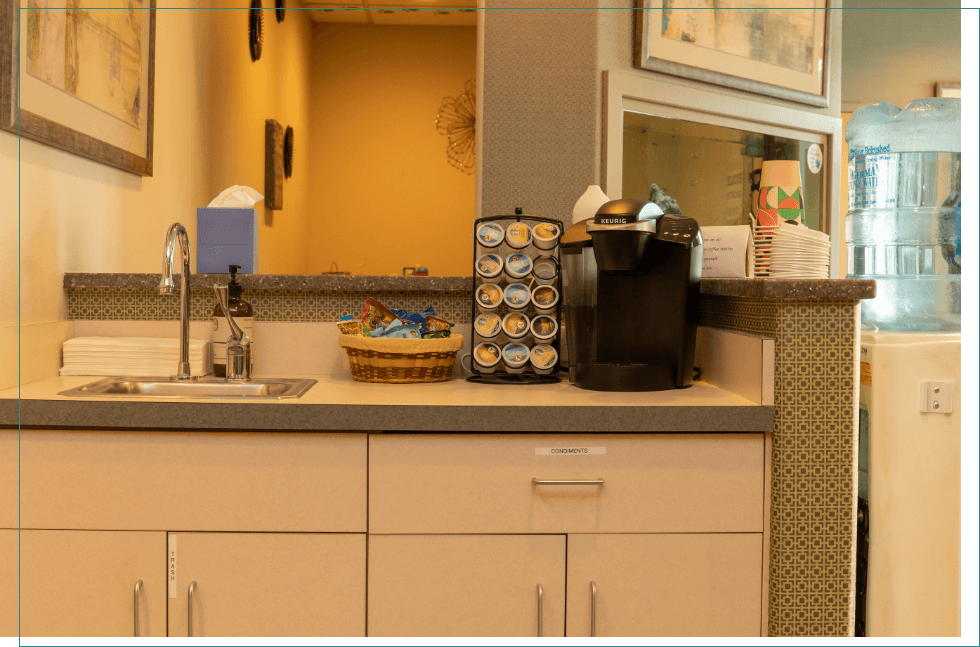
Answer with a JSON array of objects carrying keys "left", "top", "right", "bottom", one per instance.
[{"left": 469, "top": 210, "right": 563, "bottom": 384}]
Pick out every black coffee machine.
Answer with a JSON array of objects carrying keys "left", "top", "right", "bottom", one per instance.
[{"left": 559, "top": 199, "right": 702, "bottom": 392}]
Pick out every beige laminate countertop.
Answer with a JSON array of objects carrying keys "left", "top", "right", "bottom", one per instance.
[{"left": 0, "top": 375, "right": 772, "bottom": 433}]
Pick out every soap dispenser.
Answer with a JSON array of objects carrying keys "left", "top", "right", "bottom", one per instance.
[{"left": 212, "top": 264, "right": 254, "bottom": 377}]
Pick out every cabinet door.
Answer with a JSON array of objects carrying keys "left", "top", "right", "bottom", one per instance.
[
  {"left": 368, "top": 535, "right": 566, "bottom": 637},
  {"left": 167, "top": 532, "right": 365, "bottom": 637},
  {"left": 4, "top": 529, "right": 166, "bottom": 637},
  {"left": 567, "top": 534, "right": 763, "bottom": 637},
  {"left": 0, "top": 530, "right": 17, "bottom": 636}
]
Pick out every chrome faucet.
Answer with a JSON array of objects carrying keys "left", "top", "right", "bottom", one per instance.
[{"left": 159, "top": 223, "right": 193, "bottom": 380}]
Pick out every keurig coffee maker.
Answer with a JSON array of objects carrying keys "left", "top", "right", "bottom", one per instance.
[{"left": 560, "top": 199, "right": 702, "bottom": 392}]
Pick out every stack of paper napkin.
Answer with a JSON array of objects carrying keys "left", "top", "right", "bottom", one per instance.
[{"left": 60, "top": 337, "right": 211, "bottom": 377}]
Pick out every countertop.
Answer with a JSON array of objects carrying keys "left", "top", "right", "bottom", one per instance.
[
  {"left": 1, "top": 375, "right": 772, "bottom": 433},
  {"left": 64, "top": 273, "right": 875, "bottom": 299}
]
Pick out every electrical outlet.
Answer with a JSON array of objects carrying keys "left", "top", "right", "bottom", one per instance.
[{"left": 920, "top": 381, "right": 953, "bottom": 414}]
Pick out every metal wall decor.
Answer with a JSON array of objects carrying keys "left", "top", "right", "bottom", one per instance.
[
  {"left": 249, "top": 0, "right": 263, "bottom": 62},
  {"left": 435, "top": 79, "right": 476, "bottom": 175},
  {"left": 283, "top": 126, "right": 294, "bottom": 179},
  {"left": 265, "top": 119, "right": 284, "bottom": 209}
]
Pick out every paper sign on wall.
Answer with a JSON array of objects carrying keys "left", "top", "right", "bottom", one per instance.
[{"left": 535, "top": 447, "right": 606, "bottom": 455}]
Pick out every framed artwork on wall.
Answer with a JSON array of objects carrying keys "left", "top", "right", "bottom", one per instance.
[
  {"left": 0, "top": 0, "right": 156, "bottom": 176},
  {"left": 635, "top": 0, "right": 833, "bottom": 108}
]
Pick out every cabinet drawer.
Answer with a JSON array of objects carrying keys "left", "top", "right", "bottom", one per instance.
[
  {"left": 11, "top": 430, "right": 366, "bottom": 532},
  {"left": 369, "top": 433, "right": 764, "bottom": 534}
]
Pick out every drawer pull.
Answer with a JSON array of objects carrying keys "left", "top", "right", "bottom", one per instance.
[
  {"left": 537, "top": 583, "right": 544, "bottom": 637},
  {"left": 532, "top": 477, "right": 604, "bottom": 486},
  {"left": 133, "top": 579, "right": 143, "bottom": 637},
  {"left": 590, "top": 581, "right": 597, "bottom": 637},
  {"left": 188, "top": 581, "right": 197, "bottom": 637}
]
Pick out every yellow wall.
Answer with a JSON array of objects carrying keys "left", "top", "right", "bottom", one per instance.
[
  {"left": 0, "top": 4, "right": 312, "bottom": 390},
  {"left": 307, "top": 24, "right": 476, "bottom": 276}
]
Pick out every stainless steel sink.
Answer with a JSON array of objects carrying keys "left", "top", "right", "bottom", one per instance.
[{"left": 58, "top": 377, "right": 317, "bottom": 400}]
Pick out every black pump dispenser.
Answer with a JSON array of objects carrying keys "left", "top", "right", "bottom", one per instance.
[{"left": 227, "top": 264, "right": 243, "bottom": 300}]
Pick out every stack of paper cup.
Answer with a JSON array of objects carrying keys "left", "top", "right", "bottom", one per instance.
[
  {"left": 768, "top": 222, "right": 830, "bottom": 278},
  {"left": 752, "top": 216, "right": 778, "bottom": 278},
  {"left": 758, "top": 160, "right": 805, "bottom": 227}
]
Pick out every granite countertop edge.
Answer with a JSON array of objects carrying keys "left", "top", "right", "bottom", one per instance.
[
  {"left": 0, "top": 400, "right": 774, "bottom": 433},
  {"left": 64, "top": 273, "right": 875, "bottom": 300}
]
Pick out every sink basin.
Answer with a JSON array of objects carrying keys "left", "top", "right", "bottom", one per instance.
[{"left": 58, "top": 377, "right": 318, "bottom": 400}]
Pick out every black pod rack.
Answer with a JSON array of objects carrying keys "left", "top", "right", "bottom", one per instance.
[{"left": 467, "top": 212, "right": 563, "bottom": 384}]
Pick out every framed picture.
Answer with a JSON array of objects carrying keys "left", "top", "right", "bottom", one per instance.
[
  {"left": 635, "top": 0, "right": 832, "bottom": 108},
  {"left": 0, "top": 0, "right": 156, "bottom": 176}
]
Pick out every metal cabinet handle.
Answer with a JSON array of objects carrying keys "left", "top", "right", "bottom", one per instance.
[
  {"left": 532, "top": 477, "right": 604, "bottom": 486},
  {"left": 133, "top": 579, "right": 143, "bottom": 637},
  {"left": 188, "top": 581, "right": 197, "bottom": 637},
  {"left": 590, "top": 581, "right": 597, "bottom": 637},
  {"left": 537, "top": 583, "right": 543, "bottom": 637}
]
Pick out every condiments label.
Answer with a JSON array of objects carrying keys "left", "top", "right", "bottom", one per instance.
[{"left": 536, "top": 447, "right": 606, "bottom": 455}]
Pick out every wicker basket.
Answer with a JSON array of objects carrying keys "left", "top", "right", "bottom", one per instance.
[
  {"left": 338, "top": 333, "right": 464, "bottom": 383},
  {"left": 337, "top": 320, "right": 362, "bottom": 336}
]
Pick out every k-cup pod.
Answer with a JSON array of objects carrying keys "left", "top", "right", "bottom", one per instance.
[
  {"left": 503, "top": 283, "right": 531, "bottom": 311},
  {"left": 475, "top": 253, "right": 503, "bottom": 279},
  {"left": 505, "top": 222, "right": 532, "bottom": 249},
  {"left": 502, "top": 342, "right": 530, "bottom": 373},
  {"left": 473, "top": 312, "right": 502, "bottom": 339},
  {"left": 475, "top": 283, "right": 503, "bottom": 311},
  {"left": 531, "top": 285, "right": 559, "bottom": 314},
  {"left": 473, "top": 342, "right": 502, "bottom": 372},
  {"left": 504, "top": 253, "right": 533, "bottom": 279},
  {"left": 530, "top": 344, "right": 558, "bottom": 374},
  {"left": 502, "top": 312, "right": 531, "bottom": 340},
  {"left": 477, "top": 222, "right": 505, "bottom": 248},
  {"left": 532, "top": 255, "right": 558, "bottom": 282},
  {"left": 532, "top": 222, "right": 561, "bottom": 250},
  {"left": 530, "top": 315, "right": 558, "bottom": 343}
]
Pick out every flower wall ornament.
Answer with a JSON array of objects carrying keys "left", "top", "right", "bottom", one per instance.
[{"left": 435, "top": 79, "right": 476, "bottom": 175}]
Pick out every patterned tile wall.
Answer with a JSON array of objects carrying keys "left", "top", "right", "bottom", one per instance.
[
  {"left": 481, "top": 0, "right": 599, "bottom": 225},
  {"left": 66, "top": 288, "right": 473, "bottom": 324},
  {"left": 701, "top": 295, "right": 859, "bottom": 637}
]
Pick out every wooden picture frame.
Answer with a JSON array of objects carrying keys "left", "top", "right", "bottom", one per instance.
[
  {"left": 0, "top": 0, "right": 156, "bottom": 176},
  {"left": 634, "top": 0, "right": 834, "bottom": 109}
]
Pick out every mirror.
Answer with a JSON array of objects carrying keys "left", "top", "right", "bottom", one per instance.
[
  {"left": 621, "top": 111, "right": 825, "bottom": 231},
  {"left": 305, "top": 14, "right": 477, "bottom": 277}
]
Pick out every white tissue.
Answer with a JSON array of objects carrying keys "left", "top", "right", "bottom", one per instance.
[{"left": 207, "top": 185, "right": 264, "bottom": 208}]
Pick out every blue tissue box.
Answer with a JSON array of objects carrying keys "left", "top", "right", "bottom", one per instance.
[{"left": 197, "top": 208, "right": 258, "bottom": 273}]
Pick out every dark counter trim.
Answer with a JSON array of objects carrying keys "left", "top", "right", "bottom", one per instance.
[
  {"left": 0, "top": 400, "right": 772, "bottom": 433},
  {"left": 700, "top": 278, "right": 875, "bottom": 300}
]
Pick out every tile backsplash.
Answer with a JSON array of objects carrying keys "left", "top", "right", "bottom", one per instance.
[{"left": 66, "top": 288, "right": 473, "bottom": 324}]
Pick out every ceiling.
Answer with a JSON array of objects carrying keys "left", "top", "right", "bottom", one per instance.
[{"left": 304, "top": 0, "right": 477, "bottom": 26}]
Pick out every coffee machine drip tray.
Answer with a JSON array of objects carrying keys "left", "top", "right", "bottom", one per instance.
[{"left": 573, "top": 362, "right": 687, "bottom": 392}]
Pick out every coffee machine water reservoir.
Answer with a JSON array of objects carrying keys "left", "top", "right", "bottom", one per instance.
[{"left": 559, "top": 199, "right": 702, "bottom": 392}]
